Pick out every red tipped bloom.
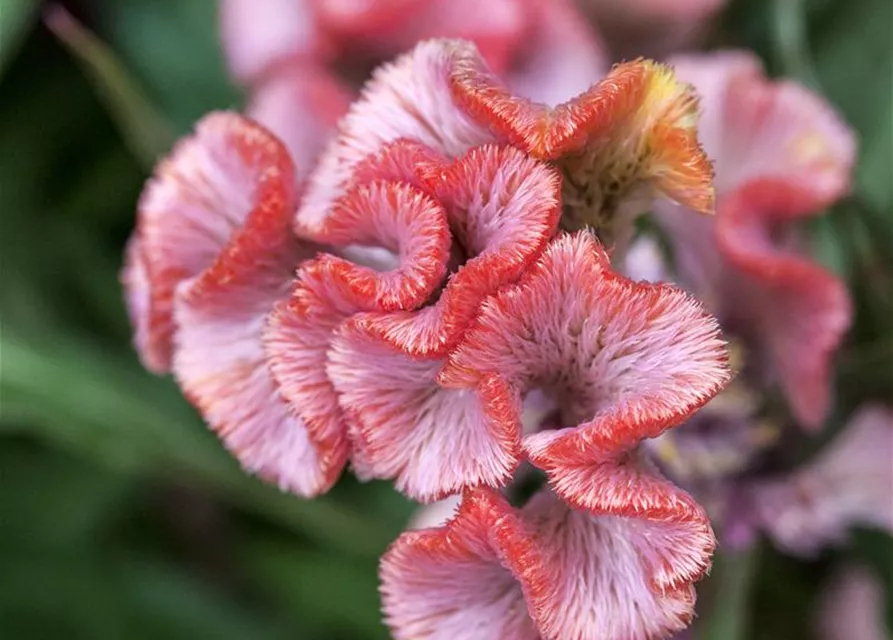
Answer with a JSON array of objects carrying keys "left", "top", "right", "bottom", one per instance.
[
  {"left": 300, "top": 39, "right": 712, "bottom": 246},
  {"left": 441, "top": 233, "right": 730, "bottom": 505},
  {"left": 382, "top": 486, "right": 713, "bottom": 640},
  {"left": 451, "top": 49, "right": 715, "bottom": 224},
  {"left": 122, "top": 112, "right": 344, "bottom": 495},
  {"left": 655, "top": 51, "right": 855, "bottom": 429}
]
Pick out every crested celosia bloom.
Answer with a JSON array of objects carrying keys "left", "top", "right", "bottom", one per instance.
[
  {"left": 605, "top": 51, "right": 878, "bottom": 561},
  {"left": 123, "top": 36, "right": 738, "bottom": 639}
]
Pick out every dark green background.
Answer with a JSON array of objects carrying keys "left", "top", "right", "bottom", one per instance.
[{"left": 1, "top": 0, "right": 890, "bottom": 638}]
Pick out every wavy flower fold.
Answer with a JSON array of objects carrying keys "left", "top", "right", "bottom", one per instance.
[{"left": 122, "top": 38, "right": 741, "bottom": 639}]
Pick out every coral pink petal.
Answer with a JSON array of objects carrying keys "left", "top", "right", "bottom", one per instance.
[
  {"left": 220, "top": 0, "right": 327, "bottom": 84},
  {"left": 508, "top": 0, "right": 609, "bottom": 106},
  {"left": 381, "top": 488, "right": 546, "bottom": 640},
  {"left": 383, "top": 486, "right": 711, "bottom": 640},
  {"left": 123, "top": 111, "right": 288, "bottom": 373},
  {"left": 167, "top": 114, "right": 341, "bottom": 496},
  {"left": 669, "top": 51, "right": 856, "bottom": 200},
  {"left": 716, "top": 180, "right": 852, "bottom": 429},
  {"left": 327, "top": 323, "right": 520, "bottom": 501},
  {"left": 315, "top": 180, "right": 452, "bottom": 311},
  {"left": 749, "top": 404, "right": 893, "bottom": 556},
  {"left": 296, "top": 39, "right": 495, "bottom": 238},
  {"left": 348, "top": 138, "right": 448, "bottom": 190},
  {"left": 451, "top": 52, "right": 714, "bottom": 216},
  {"left": 265, "top": 179, "right": 454, "bottom": 472},
  {"left": 525, "top": 488, "right": 710, "bottom": 640},
  {"left": 247, "top": 62, "right": 354, "bottom": 177},
  {"left": 263, "top": 259, "right": 365, "bottom": 473},
  {"left": 356, "top": 144, "right": 562, "bottom": 356},
  {"left": 439, "top": 232, "right": 730, "bottom": 500}
]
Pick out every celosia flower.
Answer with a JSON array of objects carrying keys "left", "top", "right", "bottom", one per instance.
[
  {"left": 622, "top": 52, "right": 868, "bottom": 560},
  {"left": 219, "top": 0, "right": 606, "bottom": 169},
  {"left": 299, "top": 38, "right": 713, "bottom": 249},
  {"left": 653, "top": 51, "right": 855, "bottom": 430},
  {"left": 748, "top": 405, "right": 893, "bottom": 556},
  {"left": 121, "top": 113, "right": 343, "bottom": 495},
  {"left": 124, "top": 38, "right": 734, "bottom": 640}
]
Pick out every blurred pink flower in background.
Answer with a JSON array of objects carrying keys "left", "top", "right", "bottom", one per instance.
[
  {"left": 219, "top": 0, "right": 606, "bottom": 175},
  {"left": 816, "top": 565, "right": 891, "bottom": 640}
]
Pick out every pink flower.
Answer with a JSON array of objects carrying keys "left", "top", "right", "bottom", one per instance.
[
  {"left": 299, "top": 39, "right": 714, "bottom": 245},
  {"left": 124, "top": 38, "right": 733, "bottom": 639},
  {"left": 654, "top": 51, "right": 855, "bottom": 429},
  {"left": 122, "top": 112, "right": 342, "bottom": 495},
  {"left": 749, "top": 404, "right": 893, "bottom": 556},
  {"left": 816, "top": 565, "right": 890, "bottom": 640},
  {"left": 383, "top": 485, "right": 714, "bottom": 640}
]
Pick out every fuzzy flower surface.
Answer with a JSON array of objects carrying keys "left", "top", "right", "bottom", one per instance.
[
  {"left": 122, "top": 38, "right": 739, "bottom": 640},
  {"left": 610, "top": 51, "right": 885, "bottom": 560}
]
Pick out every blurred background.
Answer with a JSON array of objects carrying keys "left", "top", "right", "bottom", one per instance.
[{"left": 0, "top": 0, "right": 890, "bottom": 638}]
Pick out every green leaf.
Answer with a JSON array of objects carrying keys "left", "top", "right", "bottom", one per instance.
[
  {"left": 243, "top": 537, "right": 389, "bottom": 639},
  {"left": 45, "top": 5, "right": 175, "bottom": 167},
  {"left": 1, "top": 329, "right": 401, "bottom": 557},
  {"left": 0, "top": 0, "right": 39, "bottom": 77},
  {"left": 83, "top": 0, "right": 242, "bottom": 133}
]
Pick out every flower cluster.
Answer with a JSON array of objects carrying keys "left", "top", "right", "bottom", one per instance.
[
  {"left": 619, "top": 51, "right": 892, "bottom": 560},
  {"left": 123, "top": 35, "right": 741, "bottom": 638},
  {"left": 121, "top": 1, "right": 893, "bottom": 637}
]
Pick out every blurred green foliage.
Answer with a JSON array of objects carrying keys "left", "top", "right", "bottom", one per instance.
[{"left": 1, "top": 0, "right": 891, "bottom": 638}]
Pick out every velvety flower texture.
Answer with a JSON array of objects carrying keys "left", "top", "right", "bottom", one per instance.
[
  {"left": 123, "top": 38, "right": 735, "bottom": 640},
  {"left": 625, "top": 51, "right": 868, "bottom": 558}
]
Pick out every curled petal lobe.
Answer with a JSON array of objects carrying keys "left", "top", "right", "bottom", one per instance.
[
  {"left": 451, "top": 51, "right": 714, "bottom": 228},
  {"left": 297, "top": 39, "right": 494, "bottom": 238},
  {"left": 750, "top": 405, "right": 893, "bottom": 556},
  {"left": 167, "top": 113, "right": 340, "bottom": 496},
  {"left": 124, "top": 111, "right": 285, "bottom": 373},
  {"left": 716, "top": 180, "right": 852, "bottom": 429},
  {"left": 383, "top": 487, "right": 712, "bottom": 640},
  {"left": 265, "top": 181, "right": 451, "bottom": 472},
  {"left": 381, "top": 488, "right": 546, "bottom": 640},
  {"left": 526, "top": 489, "right": 708, "bottom": 640},
  {"left": 313, "top": 181, "right": 452, "bottom": 311},
  {"left": 263, "top": 260, "right": 361, "bottom": 480},
  {"left": 347, "top": 138, "right": 447, "bottom": 191},
  {"left": 356, "top": 144, "right": 562, "bottom": 356},
  {"left": 441, "top": 232, "right": 730, "bottom": 483}
]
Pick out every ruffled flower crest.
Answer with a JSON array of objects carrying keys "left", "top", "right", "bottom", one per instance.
[
  {"left": 450, "top": 48, "right": 715, "bottom": 239},
  {"left": 655, "top": 51, "right": 856, "bottom": 429},
  {"left": 122, "top": 112, "right": 342, "bottom": 495},
  {"left": 124, "top": 37, "right": 737, "bottom": 640}
]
